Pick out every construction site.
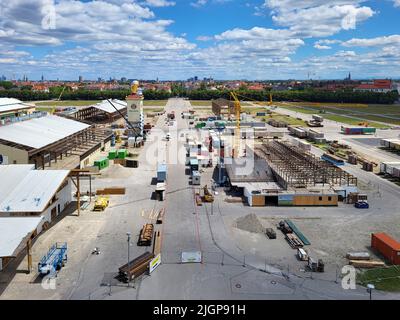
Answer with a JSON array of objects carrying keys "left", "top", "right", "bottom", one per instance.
[{"left": 1, "top": 84, "right": 400, "bottom": 300}]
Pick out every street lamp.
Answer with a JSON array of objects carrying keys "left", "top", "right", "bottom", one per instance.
[
  {"left": 367, "top": 284, "right": 375, "bottom": 300},
  {"left": 126, "top": 232, "right": 131, "bottom": 287}
]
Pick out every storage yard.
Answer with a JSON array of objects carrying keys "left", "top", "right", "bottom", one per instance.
[{"left": 1, "top": 93, "right": 400, "bottom": 300}]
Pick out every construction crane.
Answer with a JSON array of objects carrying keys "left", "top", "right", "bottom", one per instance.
[
  {"left": 57, "top": 86, "right": 66, "bottom": 101},
  {"left": 230, "top": 91, "right": 241, "bottom": 158}
]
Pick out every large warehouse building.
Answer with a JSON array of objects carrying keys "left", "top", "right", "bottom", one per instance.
[
  {"left": 0, "top": 164, "right": 72, "bottom": 223},
  {"left": 0, "top": 98, "right": 35, "bottom": 123},
  {"left": 0, "top": 114, "right": 112, "bottom": 168},
  {"left": 70, "top": 99, "right": 127, "bottom": 123}
]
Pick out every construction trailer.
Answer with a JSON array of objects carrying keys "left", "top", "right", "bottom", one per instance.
[
  {"left": 0, "top": 114, "right": 112, "bottom": 169},
  {"left": 380, "top": 162, "right": 400, "bottom": 178},
  {"left": 157, "top": 164, "right": 167, "bottom": 182},
  {"left": 380, "top": 139, "right": 400, "bottom": 150},
  {"left": 341, "top": 126, "right": 376, "bottom": 135}
]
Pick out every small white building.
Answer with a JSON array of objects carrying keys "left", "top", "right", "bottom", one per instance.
[{"left": 0, "top": 165, "right": 72, "bottom": 224}]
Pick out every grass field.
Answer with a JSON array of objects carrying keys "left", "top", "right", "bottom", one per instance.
[
  {"left": 143, "top": 100, "right": 168, "bottom": 106},
  {"left": 277, "top": 102, "right": 400, "bottom": 123},
  {"left": 33, "top": 100, "right": 100, "bottom": 107},
  {"left": 358, "top": 266, "right": 400, "bottom": 292},
  {"left": 143, "top": 107, "right": 164, "bottom": 113},
  {"left": 190, "top": 100, "right": 252, "bottom": 107}
]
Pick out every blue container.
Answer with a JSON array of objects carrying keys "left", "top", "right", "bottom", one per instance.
[{"left": 157, "top": 164, "right": 167, "bottom": 182}]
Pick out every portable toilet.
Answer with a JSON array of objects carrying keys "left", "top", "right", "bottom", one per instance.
[{"left": 192, "top": 171, "right": 201, "bottom": 185}]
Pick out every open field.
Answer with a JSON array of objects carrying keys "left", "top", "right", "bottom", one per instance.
[
  {"left": 33, "top": 100, "right": 101, "bottom": 107},
  {"left": 323, "top": 115, "right": 390, "bottom": 128},
  {"left": 276, "top": 102, "right": 400, "bottom": 126},
  {"left": 190, "top": 100, "right": 252, "bottom": 107},
  {"left": 358, "top": 266, "right": 400, "bottom": 292},
  {"left": 143, "top": 100, "right": 168, "bottom": 106}
]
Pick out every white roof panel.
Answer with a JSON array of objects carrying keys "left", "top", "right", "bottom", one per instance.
[
  {"left": 0, "top": 98, "right": 34, "bottom": 114},
  {"left": 0, "top": 115, "right": 90, "bottom": 149},
  {"left": 0, "top": 165, "right": 35, "bottom": 199},
  {"left": 92, "top": 99, "right": 127, "bottom": 114},
  {"left": 0, "top": 169, "right": 69, "bottom": 213},
  {"left": 0, "top": 217, "right": 44, "bottom": 257}
]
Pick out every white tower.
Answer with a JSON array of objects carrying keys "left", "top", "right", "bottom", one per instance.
[{"left": 126, "top": 80, "right": 144, "bottom": 137}]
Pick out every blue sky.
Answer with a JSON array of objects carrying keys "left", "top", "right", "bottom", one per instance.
[{"left": 0, "top": 0, "right": 399, "bottom": 80}]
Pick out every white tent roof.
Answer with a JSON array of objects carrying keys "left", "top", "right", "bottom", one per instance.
[
  {"left": 0, "top": 164, "right": 35, "bottom": 199},
  {"left": 0, "top": 98, "right": 34, "bottom": 114},
  {"left": 92, "top": 99, "right": 127, "bottom": 114},
  {"left": 0, "top": 217, "right": 44, "bottom": 257},
  {"left": 0, "top": 115, "right": 90, "bottom": 149},
  {"left": 0, "top": 167, "right": 70, "bottom": 213}
]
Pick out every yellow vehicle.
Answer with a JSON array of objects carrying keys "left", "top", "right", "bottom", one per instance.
[
  {"left": 203, "top": 185, "right": 214, "bottom": 203},
  {"left": 93, "top": 197, "right": 110, "bottom": 211}
]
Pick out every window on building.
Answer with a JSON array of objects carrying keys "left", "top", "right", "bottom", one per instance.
[
  {"left": 328, "top": 196, "right": 332, "bottom": 201},
  {"left": 319, "top": 196, "right": 323, "bottom": 201}
]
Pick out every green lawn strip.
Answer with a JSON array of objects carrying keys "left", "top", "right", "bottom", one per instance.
[
  {"left": 358, "top": 266, "right": 400, "bottom": 292},
  {"left": 34, "top": 100, "right": 100, "bottom": 107},
  {"left": 323, "top": 114, "right": 390, "bottom": 128},
  {"left": 143, "top": 100, "right": 167, "bottom": 106}
]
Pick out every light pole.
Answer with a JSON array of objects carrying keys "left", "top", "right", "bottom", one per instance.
[
  {"left": 127, "top": 232, "right": 131, "bottom": 287},
  {"left": 367, "top": 284, "right": 375, "bottom": 300}
]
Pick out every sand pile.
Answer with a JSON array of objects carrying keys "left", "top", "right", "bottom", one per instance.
[{"left": 235, "top": 213, "right": 264, "bottom": 234}]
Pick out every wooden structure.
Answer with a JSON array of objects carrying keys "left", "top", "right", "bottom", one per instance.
[
  {"left": 118, "top": 251, "right": 154, "bottom": 282},
  {"left": 254, "top": 140, "right": 358, "bottom": 189},
  {"left": 211, "top": 98, "right": 235, "bottom": 116}
]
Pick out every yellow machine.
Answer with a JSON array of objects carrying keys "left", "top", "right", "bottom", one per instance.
[
  {"left": 268, "top": 93, "right": 273, "bottom": 106},
  {"left": 93, "top": 196, "right": 110, "bottom": 211},
  {"left": 115, "top": 130, "right": 122, "bottom": 143},
  {"left": 203, "top": 185, "right": 214, "bottom": 203}
]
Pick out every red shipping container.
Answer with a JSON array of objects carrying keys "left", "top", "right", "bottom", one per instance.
[{"left": 371, "top": 233, "right": 400, "bottom": 265}]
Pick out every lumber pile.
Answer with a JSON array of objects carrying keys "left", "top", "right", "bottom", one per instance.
[
  {"left": 349, "top": 260, "right": 385, "bottom": 268},
  {"left": 138, "top": 224, "right": 154, "bottom": 246},
  {"left": 156, "top": 209, "right": 165, "bottom": 224},
  {"left": 285, "top": 233, "right": 303, "bottom": 249},
  {"left": 96, "top": 187, "right": 126, "bottom": 195},
  {"left": 153, "top": 231, "right": 162, "bottom": 255},
  {"left": 346, "top": 252, "right": 371, "bottom": 260},
  {"left": 118, "top": 251, "right": 154, "bottom": 283}
]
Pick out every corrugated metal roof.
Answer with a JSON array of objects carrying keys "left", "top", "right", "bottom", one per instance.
[
  {"left": 0, "top": 98, "right": 34, "bottom": 114},
  {"left": 0, "top": 165, "right": 35, "bottom": 199},
  {"left": 0, "top": 217, "right": 44, "bottom": 257},
  {"left": 92, "top": 99, "right": 127, "bottom": 114},
  {"left": 0, "top": 168, "right": 69, "bottom": 213},
  {"left": 0, "top": 115, "right": 90, "bottom": 149}
]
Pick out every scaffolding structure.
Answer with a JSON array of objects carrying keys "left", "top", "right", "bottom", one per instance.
[{"left": 254, "top": 140, "right": 358, "bottom": 189}]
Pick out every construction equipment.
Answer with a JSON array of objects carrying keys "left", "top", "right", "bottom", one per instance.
[
  {"left": 38, "top": 243, "right": 68, "bottom": 276},
  {"left": 195, "top": 192, "right": 203, "bottom": 206},
  {"left": 266, "top": 228, "right": 276, "bottom": 239},
  {"left": 138, "top": 224, "right": 154, "bottom": 246},
  {"left": 285, "top": 233, "right": 303, "bottom": 249},
  {"left": 278, "top": 220, "right": 292, "bottom": 234},
  {"left": 203, "top": 185, "right": 214, "bottom": 203},
  {"left": 118, "top": 251, "right": 154, "bottom": 283},
  {"left": 93, "top": 196, "right": 109, "bottom": 211},
  {"left": 308, "top": 257, "right": 324, "bottom": 272},
  {"left": 297, "top": 248, "right": 309, "bottom": 261}
]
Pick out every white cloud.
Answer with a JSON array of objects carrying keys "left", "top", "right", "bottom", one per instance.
[
  {"left": 314, "top": 44, "right": 331, "bottom": 50},
  {"left": 142, "top": 0, "right": 176, "bottom": 7},
  {"left": 393, "top": 0, "right": 400, "bottom": 7},
  {"left": 262, "top": 1, "right": 374, "bottom": 37},
  {"left": 342, "top": 35, "right": 400, "bottom": 47}
]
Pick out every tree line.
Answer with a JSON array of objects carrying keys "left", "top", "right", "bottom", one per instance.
[{"left": 0, "top": 82, "right": 398, "bottom": 104}]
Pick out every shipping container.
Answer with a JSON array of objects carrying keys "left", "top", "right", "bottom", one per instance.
[
  {"left": 157, "top": 164, "right": 167, "bottom": 182},
  {"left": 371, "top": 233, "right": 400, "bottom": 265}
]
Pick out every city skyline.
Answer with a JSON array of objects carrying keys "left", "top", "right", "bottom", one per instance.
[{"left": 0, "top": 1, "right": 400, "bottom": 81}]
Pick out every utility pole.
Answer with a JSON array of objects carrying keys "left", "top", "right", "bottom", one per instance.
[{"left": 127, "top": 232, "right": 131, "bottom": 287}]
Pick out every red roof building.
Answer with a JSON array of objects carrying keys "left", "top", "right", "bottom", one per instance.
[{"left": 354, "top": 79, "right": 393, "bottom": 93}]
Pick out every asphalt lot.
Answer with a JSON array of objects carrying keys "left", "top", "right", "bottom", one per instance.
[{"left": 1, "top": 98, "right": 400, "bottom": 300}]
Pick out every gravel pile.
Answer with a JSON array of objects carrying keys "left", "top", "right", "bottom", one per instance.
[{"left": 235, "top": 213, "right": 264, "bottom": 234}]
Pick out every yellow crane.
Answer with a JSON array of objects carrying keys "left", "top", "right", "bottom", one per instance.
[{"left": 230, "top": 91, "right": 241, "bottom": 158}]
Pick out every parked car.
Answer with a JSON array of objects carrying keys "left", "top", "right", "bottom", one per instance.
[{"left": 355, "top": 201, "right": 369, "bottom": 209}]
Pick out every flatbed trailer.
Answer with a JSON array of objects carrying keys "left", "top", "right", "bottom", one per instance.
[
  {"left": 118, "top": 252, "right": 155, "bottom": 283},
  {"left": 38, "top": 243, "right": 68, "bottom": 276}
]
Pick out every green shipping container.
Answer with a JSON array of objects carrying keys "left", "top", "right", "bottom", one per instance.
[
  {"left": 118, "top": 149, "right": 128, "bottom": 159},
  {"left": 108, "top": 150, "right": 117, "bottom": 160},
  {"left": 94, "top": 157, "right": 109, "bottom": 170},
  {"left": 362, "top": 127, "right": 376, "bottom": 134}
]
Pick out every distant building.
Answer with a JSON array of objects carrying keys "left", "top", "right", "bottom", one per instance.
[
  {"left": 1, "top": 75, "right": 7, "bottom": 81},
  {"left": 354, "top": 79, "right": 394, "bottom": 93},
  {"left": 79, "top": 76, "right": 83, "bottom": 83}
]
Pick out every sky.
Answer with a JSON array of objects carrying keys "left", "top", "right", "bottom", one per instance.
[{"left": 0, "top": 0, "right": 400, "bottom": 81}]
